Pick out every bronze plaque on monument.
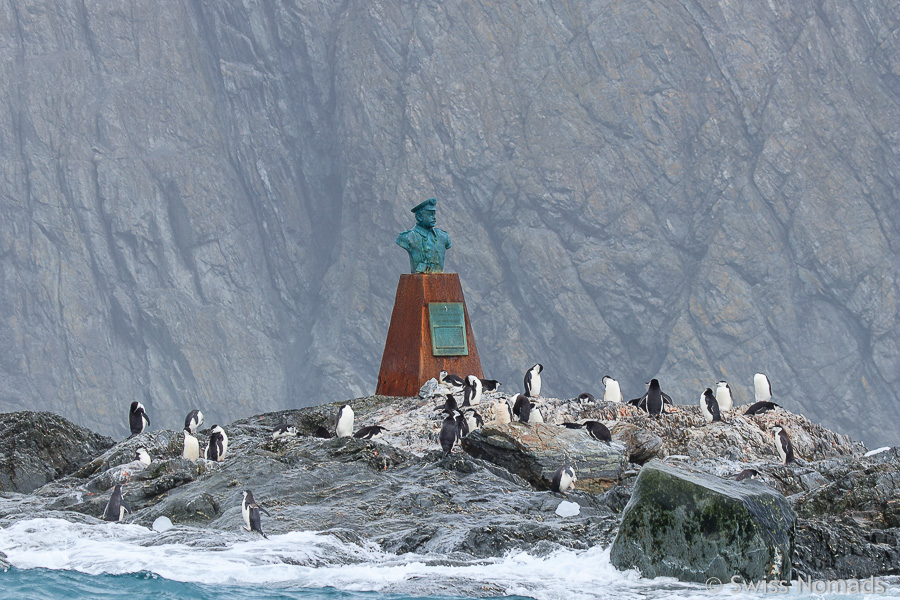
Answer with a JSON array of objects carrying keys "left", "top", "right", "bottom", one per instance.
[{"left": 428, "top": 302, "right": 468, "bottom": 356}]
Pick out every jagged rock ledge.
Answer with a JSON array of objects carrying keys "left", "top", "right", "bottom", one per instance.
[{"left": 0, "top": 391, "right": 898, "bottom": 581}]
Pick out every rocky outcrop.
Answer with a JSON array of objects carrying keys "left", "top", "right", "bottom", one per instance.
[
  {"left": 0, "top": 1, "right": 897, "bottom": 450},
  {"left": 461, "top": 423, "right": 627, "bottom": 492},
  {"left": 1, "top": 395, "right": 898, "bottom": 581},
  {"left": 0, "top": 412, "right": 115, "bottom": 494},
  {"left": 610, "top": 460, "right": 796, "bottom": 583}
]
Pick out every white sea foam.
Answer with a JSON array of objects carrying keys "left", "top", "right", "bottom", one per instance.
[{"left": 1, "top": 518, "right": 898, "bottom": 600}]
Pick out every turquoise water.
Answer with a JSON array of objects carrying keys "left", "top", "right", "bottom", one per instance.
[{"left": 0, "top": 569, "right": 524, "bottom": 600}]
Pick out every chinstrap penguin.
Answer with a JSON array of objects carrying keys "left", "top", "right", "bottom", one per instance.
[
  {"left": 524, "top": 363, "right": 543, "bottom": 397},
  {"left": 754, "top": 372, "right": 772, "bottom": 404},
  {"left": 551, "top": 465, "right": 577, "bottom": 494},
  {"left": 463, "top": 375, "right": 483, "bottom": 406},
  {"left": 182, "top": 429, "right": 200, "bottom": 461},
  {"left": 493, "top": 399, "right": 512, "bottom": 425},
  {"left": 715, "top": 380, "right": 734, "bottom": 413},
  {"left": 439, "top": 413, "right": 458, "bottom": 457},
  {"left": 744, "top": 401, "right": 780, "bottom": 416},
  {"left": 517, "top": 396, "right": 532, "bottom": 423},
  {"left": 733, "top": 468, "right": 760, "bottom": 481},
  {"left": 479, "top": 378, "right": 502, "bottom": 392},
  {"left": 135, "top": 448, "right": 151, "bottom": 466},
  {"left": 335, "top": 404, "right": 354, "bottom": 438},
  {"left": 439, "top": 371, "right": 465, "bottom": 394},
  {"left": 636, "top": 379, "right": 668, "bottom": 416},
  {"left": 102, "top": 484, "right": 131, "bottom": 522},
  {"left": 241, "top": 490, "right": 271, "bottom": 538},
  {"left": 272, "top": 424, "right": 298, "bottom": 439},
  {"left": 184, "top": 410, "right": 203, "bottom": 434},
  {"left": 700, "top": 388, "right": 723, "bottom": 423},
  {"left": 576, "top": 393, "right": 596, "bottom": 403},
  {"left": 602, "top": 376, "right": 623, "bottom": 403},
  {"left": 205, "top": 425, "right": 228, "bottom": 462},
  {"left": 584, "top": 421, "right": 611, "bottom": 443},
  {"left": 771, "top": 426, "right": 796, "bottom": 464},
  {"left": 128, "top": 402, "right": 150, "bottom": 436},
  {"left": 354, "top": 425, "right": 388, "bottom": 439}
]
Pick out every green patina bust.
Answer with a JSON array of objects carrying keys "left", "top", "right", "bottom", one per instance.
[{"left": 396, "top": 198, "right": 452, "bottom": 274}]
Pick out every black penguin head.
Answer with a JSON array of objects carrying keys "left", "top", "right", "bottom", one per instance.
[
  {"left": 703, "top": 388, "right": 715, "bottom": 399},
  {"left": 534, "top": 364, "right": 543, "bottom": 373},
  {"left": 243, "top": 490, "right": 255, "bottom": 504},
  {"left": 601, "top": 376, "right": 614, "bottom": 386},
  {"left": 648, "top": 379, "right": 661, "bottom": 390},
  {"left": 130, "top": 401, "right": 142, "bottom": 414}
]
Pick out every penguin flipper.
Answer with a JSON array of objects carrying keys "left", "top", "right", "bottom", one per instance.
[
  {"left": 260, "top": 506, "right": 272, "bottom": 517},
  {"left": 661, "top": 392, "right": 674, "bottom": 405}
]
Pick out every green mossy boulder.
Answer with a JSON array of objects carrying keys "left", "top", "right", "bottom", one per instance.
[{"left": 610, "top": 459, "right": 795, "bottom": 583}]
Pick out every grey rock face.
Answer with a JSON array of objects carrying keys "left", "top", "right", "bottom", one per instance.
[
  {"left": 0, "top": 411, "right": 115, "bottom": 493},
  {"left": 610, "top": 460, "right": 796, "bottom": 583},
  {"left": 462, "top": 423, "right": 627, "bottom": 492},
  {"left": 0, "top": 1, "right": 897, "bottom": 449}
]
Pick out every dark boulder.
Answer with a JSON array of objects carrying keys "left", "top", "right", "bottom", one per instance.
[
  {"left": 610, "top": 460, "right": 795, "bottom": 583},
  {"left": 0, "top": 412, "right": 115, "bottom": 493},
  {"left": 609, "top": 423, "right": 663, "bottom": 464},
  {"left": 461, "top": 423, "right": 627, "bottom": 492}
]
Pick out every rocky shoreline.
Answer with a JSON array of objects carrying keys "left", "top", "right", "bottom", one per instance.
[{"left": 1, "top": 389, "right": 898, "bottom": 582}]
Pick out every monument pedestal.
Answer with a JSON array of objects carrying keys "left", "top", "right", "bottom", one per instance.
[{"left": 376, "top": 273, "right": 483, "bottom": 397}]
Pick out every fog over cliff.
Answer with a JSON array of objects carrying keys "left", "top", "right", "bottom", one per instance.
[{"left": 0, "top": 1, "right": 897, "bottom": 446}]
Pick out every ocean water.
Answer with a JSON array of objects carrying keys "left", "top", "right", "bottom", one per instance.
[{"left": 1, "top": 518, "right": 898, "bottom": 600}]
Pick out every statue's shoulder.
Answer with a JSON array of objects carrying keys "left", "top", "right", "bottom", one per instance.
[
  {"left": 434, "top": 227, "right": 450, "bottom": 240},
  {"left": 395, "top": 229, "right": 415, "bottom": 248}
]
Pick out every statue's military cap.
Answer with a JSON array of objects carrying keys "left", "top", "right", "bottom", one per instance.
[{"left": 411, "top": 198, "right": 437, "bottom": 213}]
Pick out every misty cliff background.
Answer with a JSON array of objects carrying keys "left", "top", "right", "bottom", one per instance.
[{"left": 0, "top": 1, "right": 897, "bottom": 446}]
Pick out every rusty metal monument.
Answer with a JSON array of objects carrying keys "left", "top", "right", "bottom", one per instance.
[{"left": 376, "top": 198, "right": 483, "bottom": 396}]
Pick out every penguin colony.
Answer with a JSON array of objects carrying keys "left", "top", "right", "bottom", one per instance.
[{"left": 108, "top": 367, "right": 791, "bottom": 533}]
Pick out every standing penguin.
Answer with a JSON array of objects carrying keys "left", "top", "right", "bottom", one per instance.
[
  {"left": 551, "top": 465, "right": 577, "bottom": 494},
  {"left": 518, "top": 397, "right": 533, "bottom": 423},
  {"left": 128, "top": 402, "right": 150, "bottom": 436},
  {"left": 602, "top": 376, "right": 623, "bottom": 403},
  {"left": 715, "top": 380, "right": 734, "bottom": 413},
  {"left": 182, "top": 429, "right": 200, "bottom": 461},
  {"left": 493, "top": 398, "right": 512, "bottom": 425},
  {"left": 463, "top": 375, "right": 483, "bottom": 406},
  {"left": 335, "top": 405, "right": 354, "bottom": 438},
  {"left": 638, "top": 379, "right": 666, "bottom": 417},
  {"left": 754, "top": 372, "right": 772, "bottom": 404},
  {"left": 524, "top": 364, "right": 543, "bottom": 397},
  {"left": 439, "top": 413, "right": 458, "bottom": 457},
  {"left": 700, "top": 388, "right": 723, "bottom": 423},
  {"left": 241, "top": 490, "right": 271, "bottom": 538},
  {"left": 205, "top": 425, "right": 228, "bottom": 462},
  {"left": 771, "top": 426, "right": 796, "bottom": 464},
  {"left": 464, "top": 409, "right": 483, "bottom": 433},
  {"left": 102, "top": 484, "right": 131, "bottom": 522},
  {"left": 455, "top": 411, "right": 469, "bottom": 439},
  {"left": 184, "top": 409, "right": 204, "bottom": 434}
]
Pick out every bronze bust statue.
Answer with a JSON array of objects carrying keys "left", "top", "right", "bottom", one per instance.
[{"left": 396, "top": 198, "right": 452, "bottom": 274}]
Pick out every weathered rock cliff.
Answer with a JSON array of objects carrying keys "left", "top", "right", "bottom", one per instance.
[{"left": 0, "top": 1, "right": 897, "bottom": 446}]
